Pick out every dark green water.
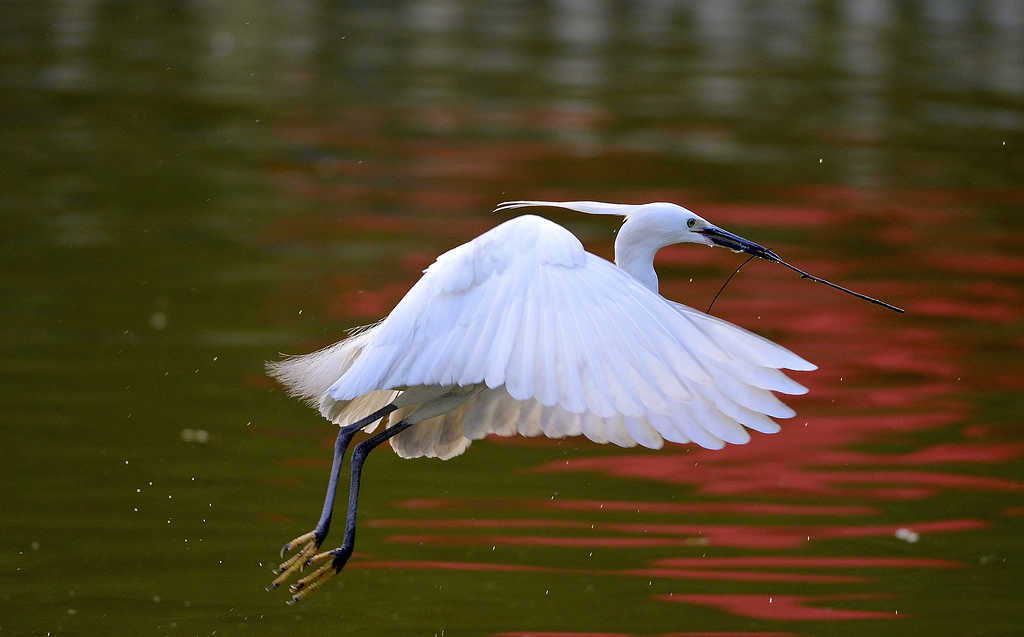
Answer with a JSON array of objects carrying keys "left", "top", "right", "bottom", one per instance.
[{"left": 2, "top": 2, "right": 1022, "bottom": 635}]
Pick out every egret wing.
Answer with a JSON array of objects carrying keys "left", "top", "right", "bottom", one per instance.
[
  {"left": 271, "top": 214, "right": 817, "bottom": 459},
  {"left": 327, "top": 215, "right": 712, "bottom": 419}
]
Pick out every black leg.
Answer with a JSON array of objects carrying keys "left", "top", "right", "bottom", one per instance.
[
  {"left": 304, "top": 404, "right": 399, "bottom": 550},
  {"left": 287, "top": 419, "right": 414, "bottom": 602},
  {"left": 267, "top": 404, "right": 397, "bottom": 591},
  {"left": 331, "top": 419, "right": 414, "bottom": 571}
]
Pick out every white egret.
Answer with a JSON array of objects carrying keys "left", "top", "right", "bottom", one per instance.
[{"left": 264, "top": 200, "right": 871, "bottom": 603}]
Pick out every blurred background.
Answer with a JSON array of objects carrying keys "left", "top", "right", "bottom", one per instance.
[{"left": 1, "top": 1, "right": 1022, "bottom": 635}]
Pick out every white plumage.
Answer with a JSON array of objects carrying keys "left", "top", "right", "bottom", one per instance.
[{"left": 268, "top": 201, "right": 816, "bottom": 460}]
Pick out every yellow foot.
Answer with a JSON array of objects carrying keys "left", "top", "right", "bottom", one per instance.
[
  {"left": 286, "top": 550, "right": 339, "bottom": 604},
  {"left": 265, "top": 531, "right": 319, "bottom": 592}
]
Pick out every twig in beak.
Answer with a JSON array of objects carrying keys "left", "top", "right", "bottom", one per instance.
[{"left": 773, "top": 258, "right": 904, "bottom": 313}]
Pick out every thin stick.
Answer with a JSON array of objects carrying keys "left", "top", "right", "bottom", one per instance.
[
  {"left": 774, "top": 258, "right": 904, "bottom": 313},
  {"left": 707, "top": 255, "right": 756, "bottom": 314}
]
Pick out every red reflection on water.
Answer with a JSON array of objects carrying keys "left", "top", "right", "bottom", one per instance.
[
  {"left": 383, "top": 518, "right": 985, "bottom": 550},
  {"left": 349, "top": 552, "right": 963, "bottom": 588},
  {"left": 326, "top": 275, "right": 412, "bottom": 319},
  {"left": 351, "top": 559, "right": 858, "bottom": 584},
  {"left": 398, "top": 498, "right": 877, "bottom": 517},
  {"left": 616, "top": 568, "right": 862, "bottom": 584},
  {"left": 653, "top": 556, "right": 961, "bottom": 569},
  {"left": 925, "top": 252, "right": 1024, "bottom": 277},
  {"left": 913, "top": 297, "right": 1020, "bottom": 323},
  {"left": 657, "top": 593, "right": 899, "bottom": 621},
  {"left": 268, "top": 168, "right": 1024, "bottom": 626},
  {"left": 531, "top": 437, "right": 1021, "bottom": 500},
  {"left": 550, "top": 500, "right": 875, "bottom": 517},
  {"left": 701, "top": 204, "right": 838, "bottom": 228},
  {"left": 351, "top": 559, "right": 559, "bottom": 574},
  {"left": 387, "top": 533, "right": 699, "bottom": 548},
  {"left": 373, "top": 518, "right": 591, "bottom": 530}
]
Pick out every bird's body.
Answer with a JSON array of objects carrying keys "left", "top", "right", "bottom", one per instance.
[
  {"left": 266, "top": 200, "right": 817, "bottom": 602},
  {"left": 271, "top": 210, "right": 814, "bottom": 459}
]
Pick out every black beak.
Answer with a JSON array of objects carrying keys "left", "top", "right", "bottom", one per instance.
[{"left": 699, "top": 226, "right": 781, "bottom": 263}]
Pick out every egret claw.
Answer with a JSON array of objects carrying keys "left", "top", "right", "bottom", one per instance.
[
  {"left": 286, "top": 558, "right": 337, "bottom": 603},
  {"left": 267, "top": 530, "right": 320, "bottom": 591},
  {"left": 279, "top": 530, "right": 315, "bottom": 559}
]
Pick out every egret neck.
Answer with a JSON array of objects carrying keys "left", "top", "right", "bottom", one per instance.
[{"left": 614, "top": 215, "right": 671, "bottom": 293}]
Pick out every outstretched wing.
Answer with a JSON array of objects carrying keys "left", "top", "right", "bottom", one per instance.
[
  {"left": 328, "top": 214, "right": 720, "bottom": 417},
  {"left": 273, "top": 213, "right": 816, "bottom": 459}
]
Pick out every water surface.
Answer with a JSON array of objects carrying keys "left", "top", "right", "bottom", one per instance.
[{"left": 2, "top": 2, "right": 1022, "bottom": 635}]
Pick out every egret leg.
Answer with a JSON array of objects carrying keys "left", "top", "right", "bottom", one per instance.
[
  {"left": 287, "top": 419, "right": 414, "bottom": 603},
  {"left": 266, "top": 404, "right": 397, "bottom": 591}
]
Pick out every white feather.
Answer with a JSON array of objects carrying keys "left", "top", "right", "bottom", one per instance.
[{"left": 269, "top": 209, "right": 819, "bottom": 459}]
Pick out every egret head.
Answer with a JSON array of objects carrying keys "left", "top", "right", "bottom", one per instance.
[
  {"left": 586, "top": 201, "right": 783, "bottom": 263},
  {"left": 651, "top": 203, "right": 781, "bottom": 262},
  {"left": 495, "top": 199, "right": 779, "bottom": 261}
]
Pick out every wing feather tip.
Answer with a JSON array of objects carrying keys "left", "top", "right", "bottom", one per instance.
[
  {"left": 785, "top": 383, "right": 809, "bottom": 396},
  {"left": 788, "top": 359, "right": 818, "bottom": 372}
]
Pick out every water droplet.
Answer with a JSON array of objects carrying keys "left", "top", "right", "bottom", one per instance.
[
  {"left": 180, "top": 429, "right": 210, "bottom": 444},
  {"left": 149, "top": 312, "right": 168, "bottom": 330},
  {"left": 895, "top": 527, "right": 919, "bottom": 543}
]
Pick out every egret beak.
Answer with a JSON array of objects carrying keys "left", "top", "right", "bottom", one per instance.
[{"left": 699, "top": 226, "right": 781, "bottom": 263}]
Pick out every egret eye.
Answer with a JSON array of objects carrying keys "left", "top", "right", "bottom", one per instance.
[{"left": 686, "top": 218, "right": 696, "bottom": 229}]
